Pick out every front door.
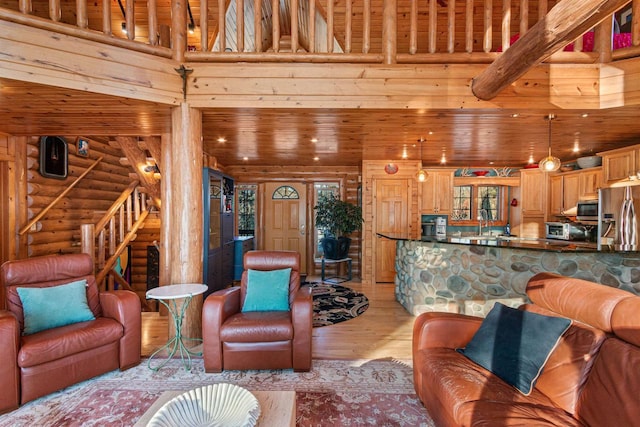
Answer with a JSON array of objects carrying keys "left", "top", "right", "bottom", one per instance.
[
  {"left": 374, "top": 179, "right": 409, "bottom": 282},
  {"left": 264, "top": 182, "right": 307, "bottom": 273}
]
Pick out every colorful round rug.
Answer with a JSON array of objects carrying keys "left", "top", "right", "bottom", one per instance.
[{"left": 307, "top": 283, "right": 370, "bottom": 327}]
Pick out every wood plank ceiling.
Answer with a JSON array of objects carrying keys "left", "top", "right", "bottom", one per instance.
[{"left": 2, "top": 76, "right": 640, "bottom": 168}]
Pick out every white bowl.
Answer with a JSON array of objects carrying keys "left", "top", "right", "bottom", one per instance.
[
  {"left": 576, "top": 156, "right": 602, "bottom": 169},
  {"left": 148, "top": 383, "right": 260, "bottom": 427}
]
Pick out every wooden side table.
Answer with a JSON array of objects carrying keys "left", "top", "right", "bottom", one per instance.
[
  {"left": 320, "top": 257, "right": 352, "bottom": 283},
  {"left": 145, "top": 283, "right": 208, "bottom": 371}
]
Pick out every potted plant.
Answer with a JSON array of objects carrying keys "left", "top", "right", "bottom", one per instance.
[{"left": 314, "top": 193, "right": 363, "bottom": 260}]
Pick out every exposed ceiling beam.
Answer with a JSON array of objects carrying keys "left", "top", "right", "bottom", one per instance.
[{"left": 471, "top": 0, "right": 632, "bottom": 100}]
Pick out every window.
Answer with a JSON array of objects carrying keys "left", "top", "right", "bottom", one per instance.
[
  {"left": 452, "top": 185, "right": 504, "bottom": 223},
  {"left": 314, "top": 183, "right": 340, "bottom": 256},
  {"left": 272, "top": 185, "right": 299, "bottom": 199},
  {"left": 236, "top": 184, "right": 256, "bottom": 236}
]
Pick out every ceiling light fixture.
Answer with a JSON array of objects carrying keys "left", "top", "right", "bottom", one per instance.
[
  {"left": 539, "top": 114, "right": 561, "bottom": 172},
  {"left": 440, "top": 151, "right": 446, "bottom": 164},
  {"left": 217, "top": 137, "right": 226, "bottom": 143},
  {"left": 416, "top": 138, "right": 428, "bottom": 182}
]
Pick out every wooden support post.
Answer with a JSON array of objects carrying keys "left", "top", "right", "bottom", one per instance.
[
  {"left": 50, "top": 0, "right": 61, "bottom": 22},
  {"left": 595, "top": 18, "right": 613, "bottom": 63},
  {"left": 200, "top": 0, "right": 208, "bottom": 50},
  {"left": 159, "top": 133, "right": 172, "bottom": 317},
  {"left": 148, "top": 0, "right": 158, "bottom": 45},
  {"left": 465, "top": 0, "right": 474, "bottom": 53},
  {"left": 102, "top": 0, "right": 111, "bottom": 34},
  {"left": 291, "top": 0, "right": 298, "bottom": 53},
  {"left": 254, "top": 0, "right": 263, "bottom": 52},
  {"left": 410, "top": 0, "right": 417, "bottom": 54},
  {"left": 326, "top": 0, "right": 334, "bottom": 53},
  {"left": 363, "top": 0, "right": 370, "bottom": 53},
  {"left": 172, "top": 0, "right": 188, "bottom": 61},
  {"left": 125, "top": 0, "right": 135, "bottom": 40},
  {"left": 501, "top": 0, "right": 510, "bottom": 51},
  {"left": 429, "top": 0, "right": 437, "bottom": 53},
  {"left": 272, "top": 0, "right": 280, "bottom": 52},
  {"left": 344, "top": 0, "right": 352, "bottom": 53},
  {"left": 472, "top": 0, "right": 629, "bottom": 100},
  {"left": 80, "top": 224, "right": 95, "bottom": 270},
  {"left": 447, "top": 0, "right": 456, "bottom": 53},
  {"left": 382, "top": 0, "right": 397, "bottom": 64},
  {"left": 76, "top": 0, "right": 88, "bottom": 28},
  {"left": 168, "top": 103, "right": 204, "bottom": 339},
  {"left": 483, "top": 0, "right": 492, "bottom": 52}
]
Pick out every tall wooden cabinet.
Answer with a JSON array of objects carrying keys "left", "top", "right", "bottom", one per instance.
[
  {"left": 203, "top": 168, "right": 235, "bottom": 298},
  {"left": 420, "top": 169, "right": 454, "bottom": 214},
  {"left": 518, "top": 168, "right": 547, "bottom": 238}
]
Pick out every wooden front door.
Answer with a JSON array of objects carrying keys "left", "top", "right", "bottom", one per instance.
[
  {"left": 374, "top": 179, "right": 409, "bottom": 282},
  {"left": 264, "top": 182, "right": 307, "bottom": 273}
]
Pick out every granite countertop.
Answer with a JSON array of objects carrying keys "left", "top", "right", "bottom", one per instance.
[{"left": 376, "top": 233, "right": 638, "bottom": 253}]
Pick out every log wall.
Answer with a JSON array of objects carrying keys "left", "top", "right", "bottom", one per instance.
[
  {"left": 23, "top": 135, "right": 157, "bottom": 296},
  {"left": 225, "top": 164, "right": 362, "bottom": 278}
]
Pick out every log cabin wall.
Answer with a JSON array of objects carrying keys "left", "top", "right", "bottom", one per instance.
[
  {"left": 225, "top": 164, "right": 362, "bottom": 278},
  {"left": 22, "top": 135, "right": 159, "bottom": 301}
]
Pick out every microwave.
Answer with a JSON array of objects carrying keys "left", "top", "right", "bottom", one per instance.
[
  {"left": 576, "top": 200, "right": 598, "bottom": 222},
  {"left": 545, "top": 222, "right": 593, "bottom": 241}
]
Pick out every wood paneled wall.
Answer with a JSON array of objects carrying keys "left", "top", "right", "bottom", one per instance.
[{"left": 225, "top": 164, "right": 362, "bottom": 278}]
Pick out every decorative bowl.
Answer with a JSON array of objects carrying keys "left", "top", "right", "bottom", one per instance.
[
  {"left": 148, "top": 383, "right": 260, "bottom": 427},
  {"left": 560, "top": 164, "right": 575, "bottom": 172},
  {"left": 524, "top": 163, "right": 539, "bottom": 169},
  {"left": 472, "top": 170, "right": 489, "bottom": 176},
  {"left": 576, "top": 156, "right": 602, "bottom": 169}
]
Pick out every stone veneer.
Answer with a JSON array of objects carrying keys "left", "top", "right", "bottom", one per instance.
[{"left": 395, "top": 240, "right": 640, "bottom": 317}]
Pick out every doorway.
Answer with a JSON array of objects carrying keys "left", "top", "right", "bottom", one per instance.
[
  {"left": 263, "top": 182, "right": 308, "bottom": 273},
  {"left": 374, "top": 178, "right": 410, "bottom": 282}
]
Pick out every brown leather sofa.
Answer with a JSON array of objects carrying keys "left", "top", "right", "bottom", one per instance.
[
  {"left": 0, "top": 254, "right": 141, "bottom": 413},
  {"left": 202, "top": 250, "right": 312, "bottom": 372},
  {"left": 413, "top": 272, "right": 640, "bottom": 426}
]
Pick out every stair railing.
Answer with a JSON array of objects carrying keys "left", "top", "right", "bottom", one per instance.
[{"left": 80, "top": 179, "right": 150, "bottom": 292}]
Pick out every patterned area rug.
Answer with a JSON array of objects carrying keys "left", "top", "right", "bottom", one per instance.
[
  {"left": 0, "top": 358, "right": 434, "bottom": 427},
  {"left": 308, "top": 283, "right": 370, "bottom": 327}
]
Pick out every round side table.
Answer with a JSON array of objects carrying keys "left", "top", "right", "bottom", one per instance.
[{"left": 146, "top": 283, "right": 208, "bottom": 371}]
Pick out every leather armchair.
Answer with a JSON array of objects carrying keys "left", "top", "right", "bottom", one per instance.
[
  {"left": 203, "top": 250, "right": 312, "bottom": 373},
  {"left": 0, "top": 254, "right": 141, "bottom": 413}
]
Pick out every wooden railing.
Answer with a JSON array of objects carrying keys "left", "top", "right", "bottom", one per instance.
[
  {"left": 80, "top": 180, "right": 150, "bottom": 293},
  {"left": 1, "top": 0, "right": 638, "bottom": 64}
]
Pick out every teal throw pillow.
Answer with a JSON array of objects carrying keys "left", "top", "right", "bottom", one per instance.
[
  {"left": 242, "top": 268, "right": 292, "bottom": 312},
  {"left": 17, "top": 279, "right": 95, "bottom": 335},
  {"left": 457, "top": 302, "right": 571, "bottom": 395}
]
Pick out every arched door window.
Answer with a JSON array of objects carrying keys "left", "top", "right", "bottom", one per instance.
[{"left": 272, "top": 186, "right": 300, "bottom": 199}]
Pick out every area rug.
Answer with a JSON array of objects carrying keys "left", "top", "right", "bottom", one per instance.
[
  {"left": 308, "top": 283, "right": 370, "bottom": 327},
  {"left": 0, "top": 358, "right": 434, "bottom": 427}
]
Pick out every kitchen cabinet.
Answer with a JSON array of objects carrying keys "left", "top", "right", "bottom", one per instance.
[
  {"left": 600, "top": 146, "right": 638, "bottom": 185},
  {"left": 421, "top": 169, "right": 454, "bottom": 214},
  {"left": 548, "top": 168, "right": 602, "bottom": 217},
  {"left": 520, "top": 169, "right": 546, "bottom": 216},
  {"left": 519, "top": 169, "right": 546, "bottom": 238}
]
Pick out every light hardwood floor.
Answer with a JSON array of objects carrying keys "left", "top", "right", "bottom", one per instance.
[{"left": 141, "top": 279, "right": 415, "bottom": 360}]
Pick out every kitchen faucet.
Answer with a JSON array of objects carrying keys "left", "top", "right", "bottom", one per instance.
[{"left": 478, "top": 209, "right": 488, "bottom": 236}]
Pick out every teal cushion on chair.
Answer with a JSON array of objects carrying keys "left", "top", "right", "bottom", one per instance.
[
  {"left": 242, "top": 268, "right": 292, "bottom": 312},
  {"left": 457, "top": 302, "right": 572, "bottom": 395},
  {"left": 17, "top": 279, "right": 95, "bottom": 335}
]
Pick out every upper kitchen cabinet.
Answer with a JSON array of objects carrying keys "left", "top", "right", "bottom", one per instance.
[
  {"left": 579, "top": 168, "right": 602, "bottom": 199},
  {"left": 599, "top": 145, "right": 640, "bottom": 185},
  {"left": 520, "top": 168, "right": 547, "bottom": 216},
  {"left": 420, "top": 169, "right": 455, "bottom": 214},
  {"left": 548, "top": 168, "right": 601, "bottom": 217}
]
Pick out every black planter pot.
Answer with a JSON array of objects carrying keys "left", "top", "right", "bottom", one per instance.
[{"left": 321, "top": 236, "right": 351, "bottom": 260}]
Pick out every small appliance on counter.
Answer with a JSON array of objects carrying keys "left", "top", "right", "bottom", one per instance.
[
  {"left": 435, "top": 217, "right": 447, "bottom": 238},
  {"left": 421, "top": 221, "right": 435, "bottom": 238},
  {"left": 545, "top": 222, "right": 595, "bottom": 242}
]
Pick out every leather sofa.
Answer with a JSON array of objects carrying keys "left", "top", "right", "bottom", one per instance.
[
  {"left": 0, "top": 254, "right": 141, "bottom": 413},
  {"left": 413, "top": 272, "right": 640, "bottom": 426},
  {"left": 202, "top": 250, "right": 312, "bottom": 372}
]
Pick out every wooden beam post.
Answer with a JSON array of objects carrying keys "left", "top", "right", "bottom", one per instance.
[
  {"left": 171, "top": 0, "right": 188, "bottom": 61},
  {"left": 382, "top": 0, "right": 397, "bottom": 64},
  {"left": 471, "top": 0, "right": 630, "bottom": 100},
  {"left": 168, "top": 103, "right": 204, "bottom": 339}
]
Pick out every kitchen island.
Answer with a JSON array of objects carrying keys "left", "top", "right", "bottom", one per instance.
[{"left": 380, "top": 234, "right": 640, "bottom": 317}]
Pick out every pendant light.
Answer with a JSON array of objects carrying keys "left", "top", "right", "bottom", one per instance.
[
  {"left": 539, "top": 114, "right": 561, "bottom": 172},
  {"left": 416, "top": 138, "right": 428, "bottom": 182}
]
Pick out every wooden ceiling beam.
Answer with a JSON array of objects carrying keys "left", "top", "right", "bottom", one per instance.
[{"left": 471, "top": 0, "right": 631, "bottom": 100}]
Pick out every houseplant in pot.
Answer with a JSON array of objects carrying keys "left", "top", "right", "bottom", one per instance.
[{"left": 314, "top": 193, "right": 363, "bottom": 260}]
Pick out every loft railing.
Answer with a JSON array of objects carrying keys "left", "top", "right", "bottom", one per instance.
[{"left": 1, "top": 0, "right": 638, "bottom": 63}]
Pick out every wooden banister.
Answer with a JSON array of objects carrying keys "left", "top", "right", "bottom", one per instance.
[
  {"left": 94, "top": 180, "right": 139, "bottom": 233},
  {"left": 19, "top": 156, "right": 103, "bottom": 235}
]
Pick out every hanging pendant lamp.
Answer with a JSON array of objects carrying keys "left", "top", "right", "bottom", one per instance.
[
  {"left": 416, "top": 138, "right": 428, "bottom": 182},
  {"left": 539, "top": 114, "right": 561, "bottom": 172}
]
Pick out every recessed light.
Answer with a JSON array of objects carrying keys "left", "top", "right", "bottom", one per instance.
[
  {"left": 313, "top": 156, "right": 320, "bottom": 161},
  {"left": 581, "top": 113, "right": 589, "bottom": 118},
  {"left": 510, "top": 113, "right": 519, "bottom": 118},
  {"left": 428, "top": 131, "right": 434, "bottom": 135},
  {"left": 242, "top": 156, "right": 248, "bottom": 161},
  {"left": 217, "top": 137, "right": 226, "bottom": 143},
  {"left": 310, "top": 138, "right": 318, "bottom": 143}
]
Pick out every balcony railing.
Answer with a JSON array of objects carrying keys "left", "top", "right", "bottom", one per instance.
[{"left": 1, "top": 0, "right": 639, "bottom": 63}]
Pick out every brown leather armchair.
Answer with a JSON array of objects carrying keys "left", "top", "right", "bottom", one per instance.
[
  {"left": 0, "top": 254, "right": 141, "bottom": 413},
  {"left": 202, "top": 250, "right": 312, "bottom": 373}
]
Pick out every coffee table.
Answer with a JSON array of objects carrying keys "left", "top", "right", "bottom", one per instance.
[
  {"left": 145, "top": 283, "right": 208, "bottom": 371},
  {"left": 134, "top": 390, "right": 296, "bottom": 427}
]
